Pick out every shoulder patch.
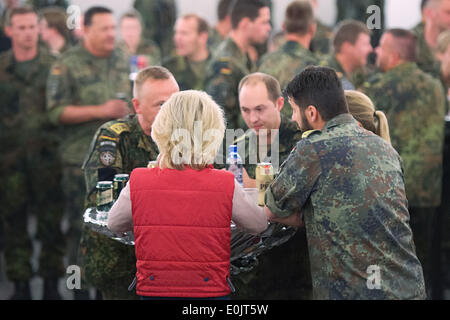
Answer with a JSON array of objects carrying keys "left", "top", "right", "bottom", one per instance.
[
  {"left": 108, "top": 123, "right": 130, "bottom": 136},
  {"left": 51, "top": 65, "right": 62, "bottom": 76},
  {"left": 302, "top": 130, "right": 321, "bottom": 139},
  {"left": 99, "top": 135, "right": 119, "bottom": 142}
]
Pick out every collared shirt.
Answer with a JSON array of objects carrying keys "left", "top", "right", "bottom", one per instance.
[{"left": 266, "top": 113, "right": 426, "bottom": 300}]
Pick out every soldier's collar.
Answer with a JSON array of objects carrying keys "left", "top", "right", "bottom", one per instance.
[{"left": 324, "top": 113, "right": 356, "bottom": 130}]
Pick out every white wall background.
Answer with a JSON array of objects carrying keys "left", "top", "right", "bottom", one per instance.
[{"left": 69, "top": 0, "right": 422, "bottom": 32}]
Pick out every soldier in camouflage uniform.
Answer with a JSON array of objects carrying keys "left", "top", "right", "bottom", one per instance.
[
  {"left": 0, "top": 6, "right": 65, "bottom": 300},
  {"left": 265, "top": 66, "right": 426, "bottom": 300},
  {"left": 46, "top": 7, "right": 131, "bottom": 299},
  {"left": 225, "top": 73, "right": 311, "bottom": 299},
  {"left": 363, "top": 29, "right": 446, "bottom": 298},
  {"left": 133, "top": 0, "right": 177, "bottom": 59},
  {"left": 81, "top": 67, "right": 179, "bottom": 299},
  {"left": 259, "top": 0, "right": 319, "bottom": 119},
  {"left": 319, "top": 20, "right": 373, "bottom": 91},
  {"left": 118, "top": 10, "right": 161, "bottom": 68},
  {"left": 163, "top": 15, "right": 212, "bottom": 91},
  {"left": 205, "top": 0, "right": 271, "bottom": 130},
  {"left": 208, "top": 0, "right": 233, "bottom": 52}
]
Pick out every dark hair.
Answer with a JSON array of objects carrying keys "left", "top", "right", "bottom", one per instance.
[
  {"left": 421, "top": 0, "right": 430, "bottom": 11},
  {"left": 218, "top": 0, "right": 234, "bottom": 21},
  {"left": 284, "top": 0, "right": 314, "bottom": 36},
  {"left": 5, "top": 6, "right": 36, "bottom": 26},
  {"left": 231, "top": 0, "right": 268, "bottom": 30},
  {"left": 333, "top": 20, "right": 371, "bottom": 53},
  {"left": 84, "top": 6, "right": 112, "bottom": 27},
  {"left": 386, "top": 28, "right": 417, "bottom": 62},
  {"left": 39, "top": 6, "right": 70, "bottom": 39},
  {"left": 181, "top": 14, "right": 210, "bottom": 34},
  {"left": 285, "top": 66, "right": 349, "bottom": 121}
]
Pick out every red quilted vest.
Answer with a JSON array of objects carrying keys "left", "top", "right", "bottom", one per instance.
[{"left": 130, "top": 165, "right": 235, "bottom": 297}]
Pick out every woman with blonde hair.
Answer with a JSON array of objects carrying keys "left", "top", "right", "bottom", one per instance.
[
  {"left": 108, "top": 90, "right": 267, "bottom": 300},
  {"left": 345, "top": 90, "right": 391, "bottom": 144}
]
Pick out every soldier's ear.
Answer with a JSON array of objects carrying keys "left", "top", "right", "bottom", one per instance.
[
  {"left": 132, "top": 98, "right": 141, "bottom": 114},
  {"left": 4, "top": 26, "right": 12, "bottom": 38},
  {"left": 276, "top": 97, "right": 284, "bottom": 112}
]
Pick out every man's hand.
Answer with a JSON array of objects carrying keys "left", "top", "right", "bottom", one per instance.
[
  {"left": 100, "top": 99, "right": 130, "bottom": 120},
  {"left": 243, "top": 167, "right": 256, "bottom": 188},
  {"left": 264, "top": 206, "right": 304, "bottom": 228}
]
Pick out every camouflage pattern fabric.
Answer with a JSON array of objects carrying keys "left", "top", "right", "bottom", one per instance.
[
  {"left": 0, "top": 48, "right": 65, "bottom": 281},
  {"left": 412, "top": 22, "right": 441, "bottom": 79},
  {"left": 363, "top": 62, "right": 446, "bottom": 208},
  {"left": 26, "top": 0, "right": 68, "bottom": 10},
  {"left": 133, "top": 0, "right": 177, "bottom": 58},
  {"left": 80, "top": 114, "right": 159, "bottom": 299},
  {"left": 163, "top": 53, "right": 212, "bottom": 90},
  {"left": 46, "top": 44, "right": 131, "bottom": 167},
  {"left": 319, "top": 55, "right": 368, "bottom": 91},
  {"left": 228, "top": 115, "right": 312, "bottom": 300},
  {"left": 258, "top": 41, "right": 319, "bottom": 118},
  {"left": 265, "top": 113, "right": 426, "bottom": 300},
  {"left": 208, "top": 28, "right": 225, "bottom": 53},
  {"left": 46, "top": 44, "right": 131, "bottom": 278},
  {"left": 205, "top": 37, "right": 256, "bottom": 130},
  {"left": 310, "top": 20, "right": 333, "bottom": 56}
]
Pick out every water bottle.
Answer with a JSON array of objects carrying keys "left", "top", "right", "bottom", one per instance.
[{"left": 226, "top": 145, "right": 243, "bottom": 186}]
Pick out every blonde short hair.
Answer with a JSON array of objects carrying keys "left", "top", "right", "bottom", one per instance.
[
  {"left": 151, "top": 90, "right": 226, "bottom": 170},
  {"left": 345, "top": 90, "right": 391, "bottom": 144},
  {"left": 133, "top": 66, "right": 174, "bottom": 98}
]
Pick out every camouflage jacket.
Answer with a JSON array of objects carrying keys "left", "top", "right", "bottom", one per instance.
[
  {"left": 117, "top": 38, "right": 162, "bottom": 67},
  {"left": 363, "top": 62, "right": 446, "bottom": 207},
  {"left": 232, "top": 115, "right": 302, "bottom": 179},
  {"left": 46, "top": 44, "right": 131, "bottom": 166},
  {"left": 163, "top": 53, "right": 212, "bottom": 90},
  {"left": 133, "top": 0, "right": 176, "bottom": 57},
  {"left": 265, "top": 113, "right": 426, "bottom": 300},
  {"left": 310, "top": 20, "right": 333, "bottom": 56},
  {"left": 205, "top": 37, "right": 256, "bottom": 130},
  {"left": 412, "top": 22, "right": 441, "bottom": 79},
  {"left": 259, "top": 41, "right": 319, "bottom": 91},
  {"left": 82, "top": 114, "right": 159, "bottom": 206},
  {"left": 208, "top": 28, "right": 225, "bottom": 54},
  {"left": 0, "top": 47, "right": 56, "bottom": 144},
  {"left": 258, "top": 41, "right": 319, "bottom": 118},
  {"left": 319, "top": 55, "right": 368, "bottom": 90}
]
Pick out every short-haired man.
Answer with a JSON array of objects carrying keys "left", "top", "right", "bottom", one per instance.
[
  {"left": 205, "top": 0, "right": 271, "bottom": 130},
  {"left": 163, "top": 14, "right": 211, "bottom": 91},
  {"left": 39, "top": 6, "right": 71, "bottom": 55},
  {"left": 46, "top": 6, "right": 131, "bottom": 298},
  {"left": 118, "top": 10, "right": 161, "bottom": 68},
  {"left": 81, "top": 67, "right": 179, "bottom": 300},
  {"left": 265, "top": 66, "right": 426, "bottom": 300},
  {"left": 414, "top": 0, "right": 450, "bottom": 77},
  {"left": 0, "top": 6, "right": 65, "bottom": 300},
  {"left": 320, "top": 20, "right": 372, "bottom": 90},
  {"left": 363, "top": 29, "right": 446, "bottom": 297},
  {"left": 259, "top": 0, "right": 319, "bottom": 118},
  {"left": 228, "top": 72, "right": 310, "bottom": 299},
  {"left": 208, "top": 0, "right": 233, "bottom": 51}
]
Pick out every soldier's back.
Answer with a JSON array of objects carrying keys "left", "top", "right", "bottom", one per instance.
[{"left": 363, "top": 62, "right": 446, "bottom": 208}]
